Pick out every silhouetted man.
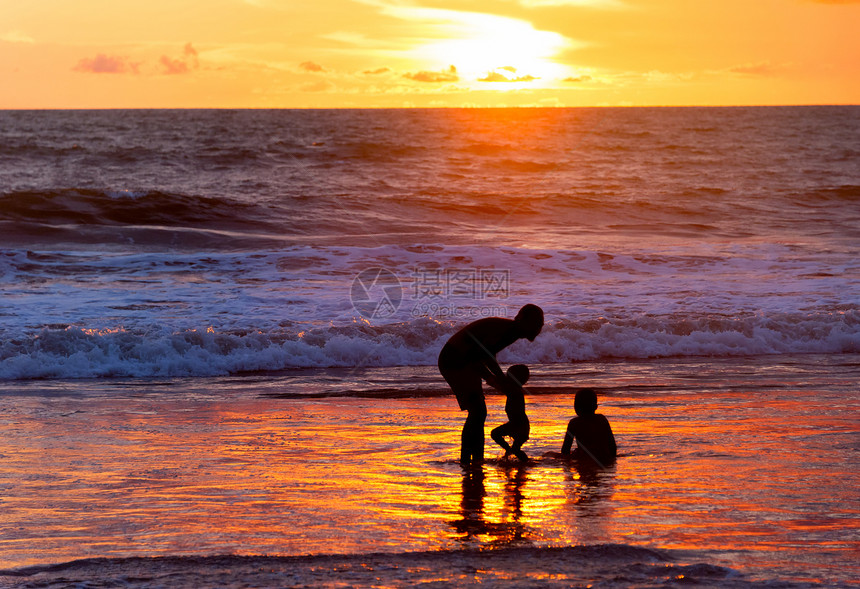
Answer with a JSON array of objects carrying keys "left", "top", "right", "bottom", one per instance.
[{"left": 438, "top": 304, "right": 544, "bottom": 467}]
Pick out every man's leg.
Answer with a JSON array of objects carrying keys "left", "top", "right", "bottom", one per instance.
[
  {"left": 461, "top": 394, "right": 487, "bottom": 466},
  {"left": 440, "top": 363, "right": 485, "bottom": 466}
]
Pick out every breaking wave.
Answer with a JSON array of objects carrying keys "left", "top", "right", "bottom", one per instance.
[{"left": 2, "top": 311, "right": 858, "bottom": 380}]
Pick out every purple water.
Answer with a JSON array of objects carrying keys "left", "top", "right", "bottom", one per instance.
[{"left": 0, "top": 107, "right": 858, "bottom": 378}]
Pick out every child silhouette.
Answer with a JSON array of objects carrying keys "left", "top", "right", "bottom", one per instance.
[
  {"left": 561, "top": 388, "right": 617, "bottom": 467},
  {"left": 490, "top": 364, "right": 531, "bottom": 462}
]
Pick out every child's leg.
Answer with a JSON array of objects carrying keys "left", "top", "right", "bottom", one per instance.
[
  {"left": 511, "top": 434, "right": 529, "bottom": 462},
  {"left": 491, "top": 423, "right": 513, "bottom": 454}
]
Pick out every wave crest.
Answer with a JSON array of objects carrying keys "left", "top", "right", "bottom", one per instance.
[
  {"left": 0, "top": 188, "right": 275, "bottom": 229},
  {"left": 2, "top": 311, "right": 858, "bottom": 380}
]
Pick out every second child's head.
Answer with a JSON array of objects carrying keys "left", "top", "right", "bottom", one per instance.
[
  {"left": 574, "top": 388, "right": 599, "bottom": 417},
  {"left": 507, "top": 364, "right": 530, "bottom": 387}
]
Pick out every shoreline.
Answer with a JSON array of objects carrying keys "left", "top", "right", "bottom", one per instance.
[
  {"left": 0, "top": 545, "right": 777, "bottom": 589},
  {"left": 0, "top": 544, "right": 846, "bottom": 589}
]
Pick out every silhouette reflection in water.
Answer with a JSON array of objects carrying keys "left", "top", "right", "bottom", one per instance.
[
  {"left": 451, "top": 466, "right": 487, "bottom": 542},
  {"left": 450, "top": 456, "right": 616, "bottom": 548},
  {"left": 450, "top": 463, "right": 530, "bottom": 547},
  {"left": 561, "top": 456, "right": 616, "bottom": 508}
]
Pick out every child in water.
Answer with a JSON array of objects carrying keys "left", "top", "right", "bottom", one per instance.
[
  {"left": 561, "top": 387, "right": 617, "bottom": 466},
  {"left": 490, "top": 364, "right": 531, "bottom": 463}
]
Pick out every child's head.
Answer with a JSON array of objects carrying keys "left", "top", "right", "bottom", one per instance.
[
  {"left": 574, "top": 388, "right": 598, "bottom": 416},
  {"left": 506, "top": 364, "right": 530, "bottom": 387}
]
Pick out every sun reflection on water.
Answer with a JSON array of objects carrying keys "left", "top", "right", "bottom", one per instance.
[{"left": 0, "top": 362, "right": 857, "bottom": 585}]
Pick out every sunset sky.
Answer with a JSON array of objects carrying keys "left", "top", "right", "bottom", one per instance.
[{"left": 2, "top": 0, "right": 859, "bottom": 108}]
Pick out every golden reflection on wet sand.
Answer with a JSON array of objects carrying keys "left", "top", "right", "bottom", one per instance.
[{"left": 0, "top": 362, "right": 857, "bottom": 585}]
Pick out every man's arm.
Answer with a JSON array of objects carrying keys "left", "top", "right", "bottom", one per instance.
[
  {"left": 463, "top": 327, "right": 507, "bottom": 385},
  {"left": 480, "top": 356, "right": 506, "bottom": 385}
]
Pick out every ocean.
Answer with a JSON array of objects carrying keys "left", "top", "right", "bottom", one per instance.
[{"left": 0, "top": 107, "right": 858, "bottom": 587}]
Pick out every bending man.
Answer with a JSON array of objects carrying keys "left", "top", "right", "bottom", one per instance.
[{"left": 438, "top": 304, "right": 544, "bottom": 467}]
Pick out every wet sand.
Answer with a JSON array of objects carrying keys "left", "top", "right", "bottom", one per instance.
[{"left": 1, "top": 356, "right": 858, "bottom": 587}]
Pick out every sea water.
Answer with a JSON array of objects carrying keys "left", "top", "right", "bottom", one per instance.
[
  {"left": 0, "top": 107, "right": 858, "bottom": 378},
  {"left": 0, "top": 107, "right": 858, "bottom": 587}
]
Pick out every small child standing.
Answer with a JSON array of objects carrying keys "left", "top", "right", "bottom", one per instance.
[
  {"left": 490, "top": 364, "right": 531, "bottom": 463},
  {"left": 561, "top": 388, "right": 617, "bottom": 466}
]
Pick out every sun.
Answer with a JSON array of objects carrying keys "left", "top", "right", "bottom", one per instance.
[{"left": 408, "top": 9, "right": 577, "bottom": 87}]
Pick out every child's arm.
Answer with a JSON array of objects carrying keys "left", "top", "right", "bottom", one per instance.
[
  {"left": 482, "top": 369, "right": 504, "bottom": 391},
  {"left": 561, "top": 418, "right": 576, "bottom": 455},
  {"left": 604, "top": 417, "right": 617, "bottom": 457}
]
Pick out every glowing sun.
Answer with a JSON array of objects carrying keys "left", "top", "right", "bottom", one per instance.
[{"left": 405, "top": 8, "right": 578, "bottom": 86}]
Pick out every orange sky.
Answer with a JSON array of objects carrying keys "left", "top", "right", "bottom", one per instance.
[{"left": 2, "top": 0, "right": 859, "bottom": 108}]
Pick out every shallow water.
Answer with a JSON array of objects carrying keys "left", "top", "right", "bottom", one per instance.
[{"left": 1, "top": 355, "right": 857, "bottom": 586}]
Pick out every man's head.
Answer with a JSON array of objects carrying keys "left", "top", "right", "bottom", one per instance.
[{"left": 514, "top": 304, "right": 544, "bottom": 341}]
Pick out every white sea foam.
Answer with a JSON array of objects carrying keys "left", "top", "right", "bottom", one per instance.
[
  {"left": 1, "top": 309, "right": 857, "bottom": 379},
  {"left": 1, "top": 241, "right": 858, "bottom": 378}
]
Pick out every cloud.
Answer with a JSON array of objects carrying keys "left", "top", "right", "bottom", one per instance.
[
  {"left": 160, "top": 56, "right": 190, "bottom": 75},
  {"left": 404, "top": 65, "right": 458, "bottom": 83},
  {"left": 360, "top": 3, "right": 582, "bottom": 78},
  {"left": 643, "top": 70, "right": 693, "bottom": 83},
  {"left": 564, "top": 75, "right": 592, "bottom": 82},
  {"left": 727, "top": 61, "right": 786, "bottom": 76},
  {"left": 1, "top": 30, "right": 35, "bottom": 44},
  {"left": 477, "top": 68, "right": 539, "bottom": 82},
  {"left": 184, "top": 42, "right": 198, "bottom": 61},
  {"left": 302, "top": 80, "right": 334, "bottom": 92},
  {"left": 159, "top": 43, "right": 199, "bottom": 75},
  {"left": 363, "top": 67, "right": 391, "bottom": 75},
  {"left": 73, "top": 54, "right": 140, "bottom": 74},
  {"left": 300, "top": 61, "right": 325, "bottom": 72},
  {"left": 518, "top": 0, "right": 624, "bottom": 6},
  {"left": 478, "top": 72, "right": 510, "bottom": 82},
  {"left": 323, "top": 31, "right": 393, "bottom": 49}
]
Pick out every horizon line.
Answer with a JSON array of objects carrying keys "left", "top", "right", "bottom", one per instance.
[{"left": 2, "top": 103, "right": 858, "bottom": 112}]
